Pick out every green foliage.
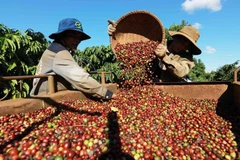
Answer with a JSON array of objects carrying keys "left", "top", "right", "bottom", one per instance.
[
  {"left": 208, "top": 61, "right": 239, "bottom": 81},
  {"left": 73, "top": 45, "right": 121, "bottom": 83},
  {"left": 0, "top": 24, "right": 49, "bottom": 99},
  {"left": 189, "top": 60, "right": 239, "bottom": 82},
  {"left": 189, "top": 58, "right": 208, "bottom": 82},
  {"left": 97, "top": 62, "right": 122, "bottom": 83}
]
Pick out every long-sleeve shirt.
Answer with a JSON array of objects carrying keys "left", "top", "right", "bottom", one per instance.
[
  {"left": 30, "top": 42, "right": 113, "bottom": 99},
  {"left": 153, "top": 51, "right": 195, "bottom": 82}
]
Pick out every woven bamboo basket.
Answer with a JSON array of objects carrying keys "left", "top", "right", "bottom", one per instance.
[{"left": 110, "top": 10, "right": 165, "bottom": 54}]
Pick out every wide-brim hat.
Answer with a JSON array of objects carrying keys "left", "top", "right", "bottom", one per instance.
[
  {"left": 49, "top": 18, "right": 91, "bottom": 41},
  {"left": 169, "top": 26, "right": 201, "bottom": 55}
]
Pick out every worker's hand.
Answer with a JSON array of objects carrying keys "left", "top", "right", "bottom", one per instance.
[
  {"left": 111, "top": 93, "right": 117, "bottom": 99},
  {"left": 108, "top": 20, "right": 116, "bottom": 36},
  {"left": 103, "top": 92, "right": 117, "bottom": 101},
  {"left": 155, "top": 44, "right": 167, "bottom": 58}
]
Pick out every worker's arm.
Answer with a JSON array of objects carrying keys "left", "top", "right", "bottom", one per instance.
[
  {"left": 107, "top": 20, "right": 116, "bottom": 36},
  {"left": 53, "top": 50, "right": 113, "bottom": 99},
  {"left": 162, "top": 53, "right": 195, "bottom": 78},
  {"left": 154, "top": 44, "right": 194, "bottom": 78}
]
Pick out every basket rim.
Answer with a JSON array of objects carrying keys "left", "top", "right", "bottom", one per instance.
[
  {"left": 110, "top": 10, "right": 165, "bottom": 53},
  {"left": 115, "top": 10, "right": 164, "bottom": 30}
]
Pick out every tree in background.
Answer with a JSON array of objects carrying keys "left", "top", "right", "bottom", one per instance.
[
  {"left": 207, "top": 61, "right": 239, "bottom": 82},
  {"left": 0, "top": 24, "right": 49, "bottom": 99},
  {"left": 25, "top": 29, "right": 50, "bottom": 68},
  {"left": 188, "top": 58, "right": 208, "bottom": 82},
  {"left": 73, "top": 45, "right": 121, "bottom": 83}
]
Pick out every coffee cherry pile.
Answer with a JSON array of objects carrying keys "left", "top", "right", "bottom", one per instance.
[
  {"left": 114, "top": 41, "right": 160, "bottom": 88},
  {"left": 0, "top": 85, "right": 240, "bottom": 160}
]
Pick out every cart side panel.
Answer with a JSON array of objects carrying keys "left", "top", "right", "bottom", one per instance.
[
  {"left": 0, "top": 83, "right": 118, "bottom": 116},
  {"left": 233, "top": 83, "right": 240, "bottom": 112},
  {"left": 154, "top": 83, "right": 233, "bottom": 103},
  {"left": 0, "top": 90, "right": 87, "bottom": 116}
]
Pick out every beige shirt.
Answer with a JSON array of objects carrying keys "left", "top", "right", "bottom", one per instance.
[
  {"left": 30, "top": 42, "right": 110, "bottom": 98},
  {"left": 158, "top": 52, "right": 195, "bottom": 82}
]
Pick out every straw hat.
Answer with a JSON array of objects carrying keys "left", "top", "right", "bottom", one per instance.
[
  {"left": 110, "top": 10, "right": 165, "bottom": 54},
  {"left": 169, "top": 26, "right": 201, "bottom": 55}
]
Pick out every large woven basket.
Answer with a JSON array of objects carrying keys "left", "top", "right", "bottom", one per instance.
[{"left": 110, "top": 10, "right": 165, "bottom": 54}]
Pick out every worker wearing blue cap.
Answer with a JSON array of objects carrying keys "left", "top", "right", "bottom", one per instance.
[{"left": 30, "top": 18, "right": 116, "bottom": 100}]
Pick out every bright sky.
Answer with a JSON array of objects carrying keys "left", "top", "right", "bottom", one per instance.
[{"left": 1, "top": 0, "right": 239, "bottom": 72}]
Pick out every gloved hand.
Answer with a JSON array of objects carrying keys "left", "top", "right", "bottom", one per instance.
[
  {"left": 108, "top": 20, "right": 116, "bottom": 36},
  {"left": 155, "top": 43, "right": 167, "bottom": 58}
]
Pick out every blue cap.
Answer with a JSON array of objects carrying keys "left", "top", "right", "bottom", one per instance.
[{"left": 49, "top": 18, "right": 91, "bottom": 41}]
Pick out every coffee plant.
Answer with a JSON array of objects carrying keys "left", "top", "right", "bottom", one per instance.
[
  {"left": 73, "top": 45, "right": 121, "bottom": 83},
  {"left": 0, "top": 24, "right": 49, "bottom": 99}
]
